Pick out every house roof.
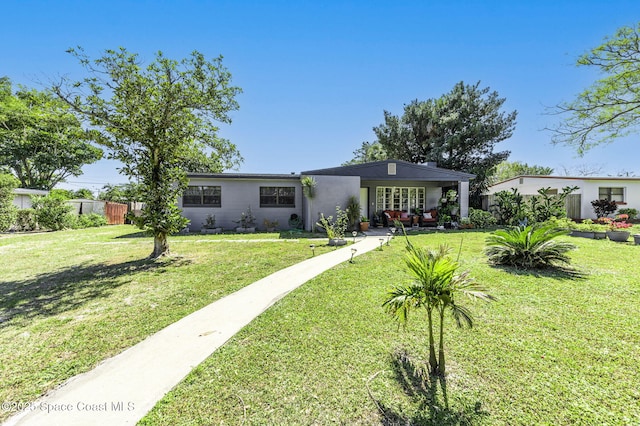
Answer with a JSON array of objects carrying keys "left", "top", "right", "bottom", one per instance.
[
  {"left": 14, "top": 188, "right": 49, "bottom": 196},
  {"left": 301, "top": 160, "right": 475, "bottom": 182},
  {"left": 490, "top": 175, "right": 640, "bottom": 187}
]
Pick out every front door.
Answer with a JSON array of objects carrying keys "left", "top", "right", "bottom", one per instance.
[{"left": 359, "top": 187, "right": 369, "bottom": 219}]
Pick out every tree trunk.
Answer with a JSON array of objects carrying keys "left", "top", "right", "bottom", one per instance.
[
  {"left": 151, "top": 232, "right": 170, "bottom": 258},
  {"left": 427, "top": 308, "right": 438, "bottom": 374},
  {"left": 438, "top": 309, "right": 446, "bottom": 376}
]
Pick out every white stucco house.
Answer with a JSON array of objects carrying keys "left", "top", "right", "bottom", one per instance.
[
  {"left": 485, "top": 175, "right": 640, "bottom": 219},
  {"left": 12, "top": 188, "right": 49, "bottom": 209},
  {"left": 180, "top": 160, "right": 475, "bottom": 231}
]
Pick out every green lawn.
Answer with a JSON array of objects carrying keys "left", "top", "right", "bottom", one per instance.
[
  {"left": 140, "top": 231, "right": 640, "bottom": 425},
  {"left": 0, "top": 226, "right": 332, "bottom": 422}
]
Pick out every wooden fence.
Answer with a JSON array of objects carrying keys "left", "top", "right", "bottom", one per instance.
[{"left": 105, "top": 202, "right": 128, "bottom": 225}]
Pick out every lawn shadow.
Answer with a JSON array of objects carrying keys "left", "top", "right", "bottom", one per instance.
[
  {"left": 0, "top": 257, "right": 190, "bottom": 328},
  {"left": 490, "top": 264, "right": 588, "bottom": 280},
  {"left": 370, "top": 348, "right": 489, "bottom": 425}
]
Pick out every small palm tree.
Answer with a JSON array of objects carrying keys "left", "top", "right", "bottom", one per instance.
[
  {"left": 383, "top": 244, "right": 494, "bottom": 375},
  {"left": 485, "top": 223, "right": 576, "bottom": 269}
]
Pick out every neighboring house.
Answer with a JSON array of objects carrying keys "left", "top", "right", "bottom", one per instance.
[
  {"left": 12, "top": 188, "right": 49, "bottom": 209},
  {"left": 485, "top": 175, "right": 640, "bottom": 219},
  {"left": 181, "top": 160, "right": 475, "bottom": 231}
]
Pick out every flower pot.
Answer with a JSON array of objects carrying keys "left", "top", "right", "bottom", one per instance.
[
  {"left": 328, "top": 238, "right": 347, "bottom": 246},
  {"left": 201, "top": 227, "right": 222, "bottom": 234},
  {"left": 606, "top": 230, "right": 630, "bottom": 242},
  {"left": 235, "top": 227, "right": 256, "bottom": 233},
  {"left": 593, "top": 231, "right": 607, "bottom": 240},
  {"left": 359, "top": 222, "right": 369, "bottom": 231},
  {"left": 634, "top": 234, "right": 640, "bottom": 245},
  {"left": 571, "top": 230, "right": 594, "bottom": 239}
]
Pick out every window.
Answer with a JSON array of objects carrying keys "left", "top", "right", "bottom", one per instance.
[
  {"left": 376, "top": 187, "right": 425, "bottom": 211},
  {"left": 183, "top": 186, "right": 221, "bottom": 207},
  {"left": 598, "top": 187, "right": 625, "bottom": 203},
  {"left": 260, "top": 187, "right": 295, "bottom": 207}
]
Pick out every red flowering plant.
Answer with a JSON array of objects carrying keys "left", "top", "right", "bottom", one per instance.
[{"left": 601, "top": 214, "right": 633, "bottom": 231}]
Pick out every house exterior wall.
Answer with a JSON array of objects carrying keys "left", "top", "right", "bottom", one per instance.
[
  {"left": 305, "top": 175, "right": 360, "bottom": 231},
  {"left": 180, "top": 177, "right": 302, "bottom": 231},
  {"left": 486, "top": 176, "right": 640, "bottom": 219},
  {"left": 12, "top": 189, "right": 49, "bottom": 209}
]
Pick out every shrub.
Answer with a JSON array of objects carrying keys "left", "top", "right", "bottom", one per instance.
[
  {"left": 75, "top": 213, "right": 108, "bottom": 228},
  {"left": 591, "top": 199, "right": 617, "bottom": 218},
  {"left": 485, "top": 223, "right": 576, "bottom": 269},
  {"left": 469, "top": 208, "right": 497, "bottom": 228},
  {"left": 0, "top": 174, "right": 19, "bottom": 232},
  {"left": 544, "top": 216, "right": 576, "bottom": 231},
  {"left": 316, "top": 206, "right": 349, "bottom": 240},
  {"left": 15, "top": 209, "right": 38, "bottom": 231},
  {"left": 31, "top": 194, "right": 75, "bottom": 231},
  {"left": 528, "top": 186, "right": 578, "bottom": 222},
  {"left": 491, "top": 188, "right": 527, "bottom": 226},
  {"left": 618, "top": 208, "right": 638, "bottom": 219}
]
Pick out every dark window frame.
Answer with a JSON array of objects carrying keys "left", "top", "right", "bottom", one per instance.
[
  {"left": 183, "top": 186, "right": 222, "bottom": 207},
  {"left": 259, "top": 186, "right": 295, "bottom": 207},
  {"left": 598, "top": 187, "right": 625, "bottom": 203}
]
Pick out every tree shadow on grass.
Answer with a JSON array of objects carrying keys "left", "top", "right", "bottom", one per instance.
[
  {"left": 0, "top": 257, "right": 190, "bottom": 328},
  {"left": 370, "top": 348, "right": 489, "bottom": 425},
  {"left": 490, "top": 264, "right": 588, "bottom": 281}
]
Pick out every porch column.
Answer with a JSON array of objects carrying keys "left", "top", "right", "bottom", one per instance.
[{"left": 458, "top": 181, "right": 470, "bottom": 218}]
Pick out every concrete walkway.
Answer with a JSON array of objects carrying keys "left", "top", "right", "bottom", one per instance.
[{"left": 4, "top": 236, "right": 382, "bottom": 426}]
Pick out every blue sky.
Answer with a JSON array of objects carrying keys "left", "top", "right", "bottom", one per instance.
[{"left": 3, "top": 0, "right": 640, "bottom": 192}]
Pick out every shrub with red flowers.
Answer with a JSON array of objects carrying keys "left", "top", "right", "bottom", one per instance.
[{"left": 600, "top": 214, "right": 633, "bottom": 230}]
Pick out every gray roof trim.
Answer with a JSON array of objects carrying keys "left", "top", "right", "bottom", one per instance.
[
  {"left": 490, "top": 174, "right": 640, "bottom": 187},
  {"left": 301, "top": 160, "right": 475, "bottom": 181},
  {"left": 187, "top": 172, "right": 300, "bottom": 180},
  {"left": 14, "top": 188, "right": 50, "bottom": 195}
]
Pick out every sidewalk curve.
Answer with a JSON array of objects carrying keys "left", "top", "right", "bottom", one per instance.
[{"left": 4, "top": 236, "right": 382, "bottom": 426}]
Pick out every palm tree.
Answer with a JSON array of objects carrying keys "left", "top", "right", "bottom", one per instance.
[
  {"left": 301, "top": 176, "right": 316, "bottom": 232},
  {"left": 383, "top": 244, "right": 494, "bottom": 375}
]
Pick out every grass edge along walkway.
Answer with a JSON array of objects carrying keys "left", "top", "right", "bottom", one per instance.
[{"left": 4, "top": 236, "right": 381, "bottom": 426}]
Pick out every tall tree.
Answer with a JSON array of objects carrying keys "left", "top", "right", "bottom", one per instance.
[
  {"left": 490, "top": 160, "right": 553, "bottom": 184},
  {"left": 0, "top": 173, "right": 19, "bottom": 232},
  {"left": 53, "top": 47, "right": 242, "bottom": 258},
  {"left": 374, "top": 81, "right": 517, "bottom": 206},
  {"left": 342, "top": 141, "right": 388, "bottom": 165},
  {"left": 0, "top": 78, "right": 103, "bottom": 189},
  {"left": 551, "top": 23, "right": 640, "bottom": 154}
]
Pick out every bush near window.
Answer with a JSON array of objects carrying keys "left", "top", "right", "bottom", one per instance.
[
  {"left": 591, "top": 199, "right": 617, "bottom": 218},
  {"left": 617, "top": 208, "right": 638, "bottom": 219},
  {"left": 485, "top": 223, "right": 576, "bottom": 269}
]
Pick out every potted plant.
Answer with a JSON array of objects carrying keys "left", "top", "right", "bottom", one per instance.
[
  {"left": 263, "top": 218, "right": 278, "bottom": 232},
  {"left": 201, "top": 214, "right": 222, "bottom": 234},
  {"left": 345, "top": 195, "right": 361, "bottom": 231},
  {"left": 373, "top": 211, "right": 384, "bottom": 228},
  {"left": 359, "top": 215, "right": 370, "bottom": 231},
  {"left": 586, "top": 219, "right": 608, "bottom": 240},
  {"left": 571, "top": 220, "right": 595, "bottom": 239},
  {"left": 603, "top": 214, "right": 633, "bottom": 242},
  {"left": 438, "top": 213, "right": 452, "bottom": 229},
  {"left": 235, "top": 206, "right": 256, "bottom": 233},
  {"left": 459, "top": 217, "right": 474, "bottom": 229},
  {"left": 316, "top": 206, "right": 349, "bottom": 246}
]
